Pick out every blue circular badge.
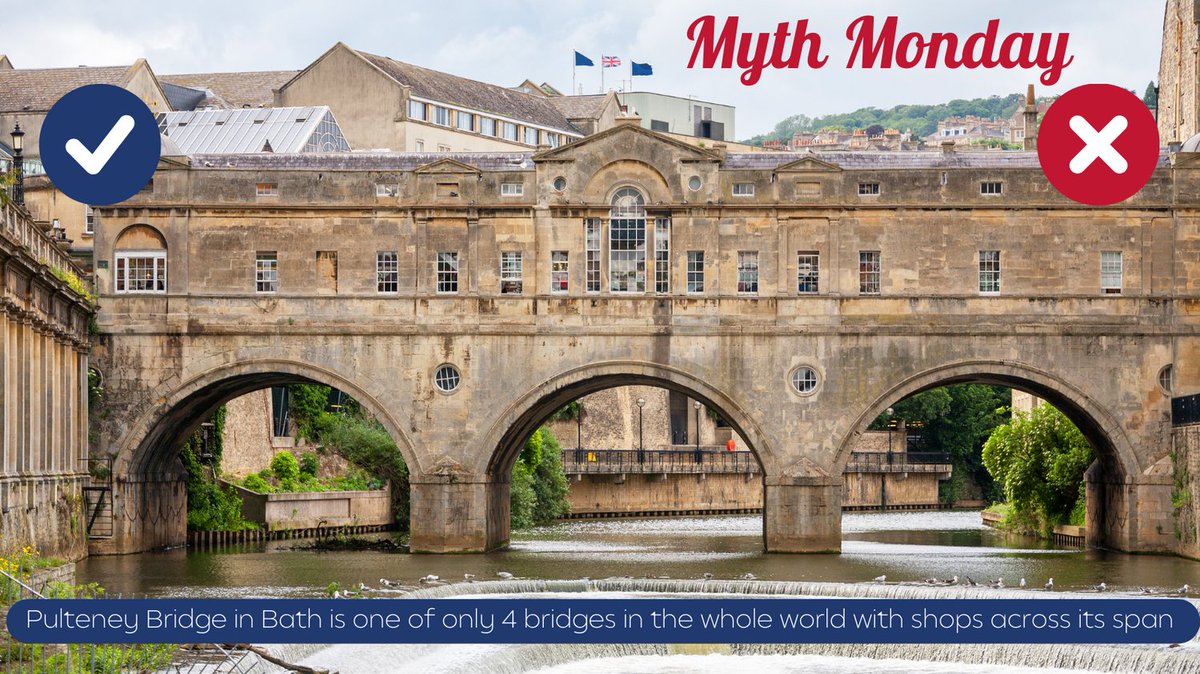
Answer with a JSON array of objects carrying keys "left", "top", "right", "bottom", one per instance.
[{"left": 39, "top": 84, "right": 162, "bottom": 205}]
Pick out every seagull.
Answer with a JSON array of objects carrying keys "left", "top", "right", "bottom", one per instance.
[
  {"left": 1139, "top": 587, "right": 1154, "bottom": 595},
  {"left": 964, "top": 576, "right": 977, "bottom": 587},
  {"left": 702, "top": 572, "right": 714, "bottom": 580},
  {"left": 356, "top": 582, "right": 372, "bottom": 593},
  {"left": 379, "top": 578, "right": 402, "bottom": 587},
  {"left": 741, "top": 573, "right": 757, "bottom": 580},
  {"left": 944, "top": 576, "right": 959, "bottom": 586},
  {"left": 873, "top": 575, "right": 887, "bottom": 583},
  {"left": 923, "top": 577, "right": 940, "bottom": 585},
  {"left": 989, "top": 578, "right": 1005, "bottom": 589},
  {"left": 1178, "top": 584, "right": 1191, "bottom": 595},
  {"left": 496, "top": 571, "right": 514, "bottom": 579},
  {"left": 1019, "top": 578, "right": 1026, "bottom": 588},
  {"left": 1044, "top": 578, "right": 1054, "bottom": 591},
  {"left": 1094, "top": 582, "right": 1107, "bottom": 592},
  {"left": 419, "top": 575, "right": 440, "bottom": 584},
  {"left": 463, "top": 573, "right": 476, "bottom": 580}
]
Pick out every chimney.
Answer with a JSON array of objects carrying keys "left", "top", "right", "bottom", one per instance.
[
  {"left": 711, "top": 142, "right": 728, "bottom": 161},
  {"left": 1023, "top": 84, "right": 1039, "bottom": 151},
  {"left": 615, "top": 112, "right": 642, "bottom": 128},
  {"left": 941, "top": 140, "right": 956, "bottom": 156}
]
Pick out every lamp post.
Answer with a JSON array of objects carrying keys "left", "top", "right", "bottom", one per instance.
[
  {"left": 636, "top": 397, "right": 646, "bottom": 464},
  {"left": 10, "top": 123, "right": 25, "bottom": 207},
  {"left": 886, "top": 407, "right": 895, "bottom": 465},
  {"left": 576, "top": 402, "right": 584, "bottom": 463},
  {"left": 693, "top": 400, "right": 702, "bottom": 464}
]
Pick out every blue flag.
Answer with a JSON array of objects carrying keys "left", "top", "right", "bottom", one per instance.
[
  {"left": 575, "top": 51, "right": 594, "bottom": 67},
  {"left": 632, "top": 61, "right": 653, "bottom": 76}
]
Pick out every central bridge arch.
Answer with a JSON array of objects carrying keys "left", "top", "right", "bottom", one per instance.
[{"left": 472, "top": 360, "right": 776, "bottom": 551}]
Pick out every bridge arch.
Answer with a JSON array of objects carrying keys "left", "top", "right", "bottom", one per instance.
[
  {"left": 833, "top": 359, "right": 1145, "bottom": 549},
  {"left": 114, "top": 358, "right": 419, "bottom": 480}
]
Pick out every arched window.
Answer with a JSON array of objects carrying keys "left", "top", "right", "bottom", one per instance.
[
  {"left": 609, "top": 187, "right": 646, "bottom": 293},
  {"left": 113, "top": 224, "right": 167, "bottom": 294}
]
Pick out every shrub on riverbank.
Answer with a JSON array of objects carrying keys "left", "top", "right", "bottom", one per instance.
[
  {"left": 982, "top": 403, "right": 1092, "bottom": 538},
  {"left": 511, "top": 428, "right": 571, "bottom": 528},
  {"left": 180, "top": 406, "right": 259, "bottom": 531}
]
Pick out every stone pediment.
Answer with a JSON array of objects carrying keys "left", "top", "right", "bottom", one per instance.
[
  {"left": 774, "top": 156, "right": 842, "bottom": 173},
  {"left": 414, "top": 158, "right": 482, "bottom": 175},
  {"left": 533, "top": 122, "right": 719, "bottom": 163}
]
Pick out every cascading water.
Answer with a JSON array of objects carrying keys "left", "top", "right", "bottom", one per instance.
[{"left": 288, "top": 579, "right": 1200, "bottom": 674}]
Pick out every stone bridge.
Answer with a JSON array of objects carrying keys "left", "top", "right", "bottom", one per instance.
[{"left": 88, "top": 122, "right": 1200, "bottom": 556}]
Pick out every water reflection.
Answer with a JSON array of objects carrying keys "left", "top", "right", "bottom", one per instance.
[{"left": 77, "top": 511, "right": 1199, "bottom": 598}]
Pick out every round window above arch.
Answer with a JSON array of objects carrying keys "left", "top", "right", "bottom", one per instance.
[
  {"left": 434, "top": 364, "right": 462, "bottom": 394},
  {"left": 790, "top": 366, "right": 820, "bottom": 396},
  {"left": 688, "top": 176, "right": 702, "bottom": 191},
  {"left": 552, "top": 176, "right": 567, "bottom": 192}
]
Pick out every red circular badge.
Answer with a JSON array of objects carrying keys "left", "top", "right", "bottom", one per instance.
[{"left": 1037, "top": 83, "right": 1159, "bottom": 206}]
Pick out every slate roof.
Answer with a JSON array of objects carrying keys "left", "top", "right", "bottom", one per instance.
[
  {"left": 160, "top": 81, "right": 206, "bottom": 111},
  {"left": 546, "top": 94, "right": 609, "bottom": 120},
  {"left": 0, "top": 65, "right": 131, "bottom": 112},
  {"left": 353, "top": 48, "right": 581, "bottom": 135},
  {"left": 188, "top": 152, "right": 535, "bottom": 172},
  {"left": 161, "top": 71, "right": 296, "bottom": 109}
]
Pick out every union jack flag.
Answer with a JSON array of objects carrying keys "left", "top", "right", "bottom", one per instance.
[{"left": 602, "top": 55, "right": 621, "bottom": 68}]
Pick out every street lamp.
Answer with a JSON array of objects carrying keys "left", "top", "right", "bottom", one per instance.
[
  {"left": 886, "top": 407, "right": 895, "bottom": 465},
  {"left": 10, "top": 123, "right": 25, "bottom": 207},
  {"left": 636, "top": 397, "right": 646, "bottom": 464},
  {"left": 693, "top": 400, "right": 702, "bottom": 464},
  {"left": 575, "top": 401, "right": 585, "bottom": 463}
]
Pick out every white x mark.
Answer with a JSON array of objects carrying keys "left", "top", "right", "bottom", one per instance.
[{"left": 1068, "top": 115, "right": 1128, "bottom": 174}]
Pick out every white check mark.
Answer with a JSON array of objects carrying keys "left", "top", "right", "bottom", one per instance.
[{"left": 65, "top": 114, "right": 135, "bottom": 175}]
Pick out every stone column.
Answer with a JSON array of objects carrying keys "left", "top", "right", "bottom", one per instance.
[
  {"left": 763, "top": 475, "right": 842, "bottom": 553},
  {"left": 408, "top": 474, "right": 508, "bottom": 553},
  {"left": 1085, "top": 461, "right": 1175, "bottom": 553}
]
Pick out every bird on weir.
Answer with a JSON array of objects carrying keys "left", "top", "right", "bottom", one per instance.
[
  {"left": 1045, "top": 578, "right": 1054, "bottom": 591},
  {"left": 873, "top": 575, "right": 887, "bottom": 583}
]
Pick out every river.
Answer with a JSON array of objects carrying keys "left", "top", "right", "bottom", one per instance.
[{"left": 78, "top": 510, "right": 1198, "bottom": 596}]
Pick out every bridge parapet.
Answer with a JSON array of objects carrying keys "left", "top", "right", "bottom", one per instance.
[{"left": 560, "top": 448, "right": 759, "bottom": 475}]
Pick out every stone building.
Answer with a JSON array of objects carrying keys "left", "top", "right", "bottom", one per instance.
[{"left": 1159, "top": 0, "right": 1200, "bottom": 144}]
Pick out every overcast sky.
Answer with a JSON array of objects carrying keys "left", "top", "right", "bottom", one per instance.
[{"left": 2, "top": 1, "right": 1168, "bottom": 139}]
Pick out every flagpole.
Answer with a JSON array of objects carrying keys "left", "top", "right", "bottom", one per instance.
[
  {"left": 600, "top": 56, "right": 604, "bottom": 94},
  {"left": 572, "top": 50, "right": 576, "bottom": 98}
]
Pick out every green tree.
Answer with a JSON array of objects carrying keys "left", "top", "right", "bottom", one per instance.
[
  {"left": 982, "top": 403, "right": 1093, "bottom": 534},
  {"left": 510, "top": 427, "right": 571, "bottom": 528},
  {"left": 1144, "top": 81, "right": 1159, "bottom": 109}
]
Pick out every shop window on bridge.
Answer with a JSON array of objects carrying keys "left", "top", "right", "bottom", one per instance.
[
  {"left": 859, "top": 250, "right": 881, "bottom": 295},
  {"left": 551, "top": 251, "right": 569, "bottom": 293},
  {"left": 376, "top": 251, "right": 399, "bottom": 293},
  {"left": 737, "top": 251, "right": 759, "bottom": 294},
  {"left": 437, "top": 251, "right": 459, "bottom": 294},
  {"left": 609, "top": 187, "right": 646, "bottom": 293},
  {"left": 114, "top": 251, "right": 166, "bottom": 294},
  {"left": 113, "top": 224, "right": 167, "bottom": 294},
  {"left": 255, "top": 252, "right": 278, "bottom": 293},
  {"left": 654, "top": 218, "right": 670, "bottom": 293},
  {"left": 797, "top": 251, "right": 819, "bottom": 293},
  {"left": 585, "top": 218, "right": 601, "bottom": 293},
  {"left": 500, "top": 251, "right": 523, "bottom": 294},
  {"left": 686, "top": 251, "right": 705, "bottom": 293},
  {"left": 1101, "top": 251, "right": 1123, "bottom": 294},
  {"left": 979, "top": 250, "right": 1001, "bottom": 295}
]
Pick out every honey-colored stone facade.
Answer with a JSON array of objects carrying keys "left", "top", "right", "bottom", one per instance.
[{"left": 89, "top": 123, "right": 1196, "bottom": 555}]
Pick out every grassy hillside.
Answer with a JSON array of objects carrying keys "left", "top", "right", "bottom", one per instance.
[{"left": 743, "top": 93, "right": 1024, "bottom": 145}]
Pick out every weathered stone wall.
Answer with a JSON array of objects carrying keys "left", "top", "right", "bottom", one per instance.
[
  {"left": 220, "top": 390, "right": 276, "bottom": 478},
  {"left": 567, "top": 473, "right": 761, "bottom": 515},
  {"left": 1159, "top": 0, "right": 1199, "bottom": 145},
  {"left": 1173, "top": 424, "right": 1200, "bottom": 559},
  {"left": 842, "top": 472, "right": 942, "bottom": 508},
  {"left": 545, "top": 386, "right": 736, "bottom": 451}
]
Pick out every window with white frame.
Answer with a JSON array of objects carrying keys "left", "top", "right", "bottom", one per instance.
[
  {"left": 1101, "top": 251, "right": 1123, "bottom": 293},
  {"left": 376, "top": 251, "right": 399, "bottom": 293},
  {"left": 654, "top": 217, "right": 670, "bottom": 293},
  {"left": 501, "top": 122, "right": 518, "bottom": 141},
  {"left": 551, "top": 251, "right": 569, "bottom": 293},
  {"left": 415, "top": 140, "right": 425, "bottom": 152},
  {"left": 979, "top": 250, "right": 1001, "bottom": 294},
  {"left": 524, "top": 127, "right": 539, "bottom": 145},
  {"left": 585, "top": 218, "right": 601, "bottom": 293},
  {"left": 436, "top": 252, "right": 459, "bottom": 294},
  {"left": 436, "top": 144, "right": 450, "bottom": 152},
  {"left": 408, "top": 100, "right": 426, "bottom": 121},
  {"left": 797, "top": 251, "right": 819, "bottom": 293},
  {"left": 546, "top": 132, "right": 560, "bottom": 148},
  {"left": 732, "top": 182, "right": 754, "bottom": 196},
  {"left": 374, "top": 183, "right": 398, "bottom": 197},
  {"left": 609, "top": 187, "right": 646, "bottom": 293},
  {"left": 737, "top": 251, "right": 759, "bottom": 294},
  {"left": 479, "top": 117, "right": 496, "bottom": 136},
  {"left": 858, "top": 182, "right": 880, "bottom": 196},
  {"left": 84, "top": 205, "right": 95, "bottom": 235},
  {"left": 114, "top": 251, "right": 166, "bottom": 293},
  {"left": 500, "top": 182, "right": 523, "bottom": 196},
  {"left": 858, "top": 250, "right": 880, "bottom": 294},
  {"left": 433, "top": 106, "right": 449, "bottom": 126},
  {"left": 456, "top": 111, "right": 474, "bottom": 132},
  {"left": 500, "top": 252, "right": 523, "bottom": 294},
  {"left": 980, "top": 181, "right": 1003, "bottom": 195},
  {"left": 255, "top": 252, "right": 278, "bottom": 293},
  {"left": 255, "top": 182, "right": 278, "bottom": 197},
  {"left": 686, "top": 251, "right": 705, "bottom": 293}
]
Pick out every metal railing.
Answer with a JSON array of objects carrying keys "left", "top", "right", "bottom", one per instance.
[
  {"left": 561, "top": 448, "right": 760, "bottom": 475},
  {"left": 0, "top": 201, "right": 87, "bottom": 278},
  {"left": 845, "top": 451, "right": 953, "bottom": 473}
]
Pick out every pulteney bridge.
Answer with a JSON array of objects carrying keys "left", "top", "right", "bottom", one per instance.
[{"left": 88, "top": 121, "right": 1200, "bottom": 556}]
